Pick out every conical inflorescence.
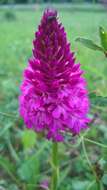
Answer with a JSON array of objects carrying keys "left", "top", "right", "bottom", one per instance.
[{"left": 19, "top": 9, "right": 90, "bottom": 141}]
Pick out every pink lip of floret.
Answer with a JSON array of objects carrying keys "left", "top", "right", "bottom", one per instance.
[{"left": 19, "top": 9, "right": 90, "bottom": 142}]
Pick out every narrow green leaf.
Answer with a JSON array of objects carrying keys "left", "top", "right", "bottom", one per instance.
[
  {"left": 0, "top": 156, "right": 15, "bottom": 174},
  {"left": 0, "top": 124, "right": 11, "bottom": 137},
  {"left": 7, "top": 139, "right": 20, "bottom": 163},
  {"left": 0, "top": 156, "right": 19, "bottom": 185},
  {"left": 76, "top": 38, "right": 103, "bottom": 51},
  {"left": 99, "top": 26, "right": 107, "bottom": 51},
  {"left": 58, "top": 167, "right": 71, "bottom": 187},
  {"left": 89, "top": 92, "right": 107, "bottom": 107}
]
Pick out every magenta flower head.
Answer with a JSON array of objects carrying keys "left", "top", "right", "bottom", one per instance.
[{"left": 19, "top": 9, "right": 90, "bottom": 142}]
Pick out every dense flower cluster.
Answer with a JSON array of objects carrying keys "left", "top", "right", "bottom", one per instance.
[{"left": 19, "top": 9, "right": 90, "bottom": 141}]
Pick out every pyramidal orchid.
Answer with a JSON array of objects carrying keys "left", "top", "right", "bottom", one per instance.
[
  {"left": 19, "top": 9, "right": 90, "bottom": 190},
  {"left": 19, "top": 9, "right": 90, "bottom": 142}
]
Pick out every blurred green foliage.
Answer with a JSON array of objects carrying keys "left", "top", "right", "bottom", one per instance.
[
  {"left": 0, "top": 4, "right": 107, "bottom": 190},
  {"left": 0, "top": 0, "right": 100, "bottom": 4}
]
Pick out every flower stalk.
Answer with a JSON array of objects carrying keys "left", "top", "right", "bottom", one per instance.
[
  {"left": 81, "top": 136, "right": 103, "bottom": 190},
  {"left": 51, "top": 142, "right": 59, "bottom": 190}
]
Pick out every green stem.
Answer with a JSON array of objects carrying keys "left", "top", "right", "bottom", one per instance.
[
  {"left": 86, "top": 180, "right": 96, "bottom": 190},
  {"left": 97, "top": 181, "right": 102, "bottom": 190},
  {"left": 84, "top": 137, "right": 107, "bottom": 148},
  {"left": 97, "top": 181, "right": 101, "bottom": 190},
  {"left": 51, "top": 142, "right": 59, "bottom": 190},
  {"left": 97, "top": 181, "right": 104, "bottom": 190},
  {"left": 81, "top": 137, "right": 97, "bottom": 178},
  {"left": 81, "top": 137, "right": 103, "bottom": 190}
]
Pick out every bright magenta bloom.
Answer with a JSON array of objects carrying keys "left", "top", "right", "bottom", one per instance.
[{"left": 19, "top": 9, "right": 90, "bottom": 141}]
